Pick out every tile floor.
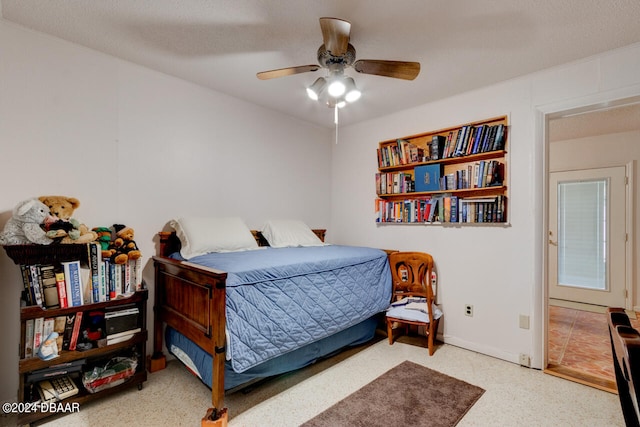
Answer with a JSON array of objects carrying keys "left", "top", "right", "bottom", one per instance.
[{"left": 547, "top": 305, "right": 640, "bottom": 389}]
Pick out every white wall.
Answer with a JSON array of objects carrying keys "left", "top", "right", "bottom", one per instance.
[
  {"left": 2, "top": 14, "right": 640, "bottom": 405},
  {"left": 0, "top": 20, "right": 331, "bottom": 402},
  {"left": 331, "top": 43, "right": 640, "bottom": 368}
]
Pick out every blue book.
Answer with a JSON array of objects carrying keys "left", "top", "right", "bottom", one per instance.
[
  {"left": 88, "top": 242, "right": 101, "bottom": 304},
  {"left": 62, "top": 261, "right": 83, "bottom": 307},
  {"left": 414, "top": 164, "right": 442, "bottom": 192},
  {"left": 450, "top": 196, "right": 458, "bottom": 223}
]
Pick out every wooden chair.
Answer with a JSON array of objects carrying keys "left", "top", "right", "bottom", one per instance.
[
  {"left": 386, "top": 252, "right": 441, "bottom": 355},
  {"left": 607, "top": 307, "right": 640, "bottom": 427}
]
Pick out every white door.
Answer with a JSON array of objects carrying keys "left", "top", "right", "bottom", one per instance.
[{"left": 548, "top": 166, "right": 627, "bottom": 307}]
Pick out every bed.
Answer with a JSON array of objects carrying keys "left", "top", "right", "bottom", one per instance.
[{"left": 150, "top": 218, "right": 392, "bottom": 424}]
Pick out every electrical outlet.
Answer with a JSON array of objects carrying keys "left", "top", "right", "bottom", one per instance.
[
  {"left": 465, "top": 304, "right": 473, "bottom": 317},
  {"left": 519, "top": 353, "right": 531, "bottom": 367}
]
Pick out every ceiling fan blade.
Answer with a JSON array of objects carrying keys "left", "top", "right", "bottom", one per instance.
[
  {"left": 319, "top": 17, "right": 351, "bottom": 56},
  {"left": 353, "top": 60, "right": 421, "bottom": 80},
  {"left": 256, "top": 65, "right": 320, "bottom": 80}
]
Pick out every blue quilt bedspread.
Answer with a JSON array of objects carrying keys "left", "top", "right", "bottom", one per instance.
[{"left": 187, "top": 245, "right": 391, "bottom": 373}]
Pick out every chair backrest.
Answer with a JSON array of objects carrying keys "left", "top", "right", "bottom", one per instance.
[{"left": 388, "top": 252, "right": 435, "bottom": 305}]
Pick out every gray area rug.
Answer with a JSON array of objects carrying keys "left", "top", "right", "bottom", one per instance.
[{"left": 301, "top": 360, "right": 485, "bottom": 427}]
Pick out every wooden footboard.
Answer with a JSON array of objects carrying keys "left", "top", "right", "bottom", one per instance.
[{"left": 152, "top": 255, "right": 227, "bottom": 422}]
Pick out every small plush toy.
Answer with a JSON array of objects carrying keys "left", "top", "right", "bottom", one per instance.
[
  {"left": 0, "top": 198, "right": 56, "bottom": 245},
  {"left": 109, "top": 224, "right": 142, "bottom": 264},
  {"left": 92, "top": 227, "right": 114, "bottom": 258},
  {"left": 38, "top": 195, "right": 97, "bottom": 244}
]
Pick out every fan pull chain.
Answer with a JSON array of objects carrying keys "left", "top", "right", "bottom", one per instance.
[{"left": 334, "top": 105, "right": 339, "bottom": 144}]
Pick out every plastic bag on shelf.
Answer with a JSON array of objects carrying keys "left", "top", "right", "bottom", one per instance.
[{"left": 82, "top": 356, "right": 137, "bottom": 394}]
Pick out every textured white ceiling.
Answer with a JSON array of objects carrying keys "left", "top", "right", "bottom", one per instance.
[{"left": 3, "top": 0, "right": 640, "bottom": 128}]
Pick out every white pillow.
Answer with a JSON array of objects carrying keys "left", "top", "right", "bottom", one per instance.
[
  {"left": 261, "top": 220, "right": 326, "bottom": 248},
  {"left": 169, "top": 217, "right": 259, "bottom": 259}
]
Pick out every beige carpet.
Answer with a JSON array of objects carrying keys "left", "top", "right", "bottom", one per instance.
[
  {"left": 31, "top": 340, "right": 625, "bottom": 426},
  {"left": 301, "top": 360, "right": 484, "bottom": 427}
]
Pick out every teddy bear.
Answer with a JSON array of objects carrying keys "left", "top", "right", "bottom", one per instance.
[
  {"left": 38, "top": 196, "right": 98, "bottom": 244},
  {"left": 0, "top": 198, "right": 56, "bottom": 245},
  {"left": 109, "top": 224, "right": 142, "bottom": 264}
]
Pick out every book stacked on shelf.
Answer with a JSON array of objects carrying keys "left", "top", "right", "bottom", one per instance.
[
  {"left": 25, "top": 316, "right": 69, "bottom": 359},
  {"left": 377, "top": 138, "right": 427, "bottom": 168},
  {"left": 439, "top": 160, "right": 503, "bottom": 191},
  {"left": 17, "top": 242, "right": 143, "bottom": 309},
  {"left": 375, "top": 195, "right": 506, "bottom": 224},
  {"left": 375, "top": 172, "right": 415, "bottom": 195},
  {"left": 441, "top": 123, "right": 506, "bottom": 159},
  {"left": 377, "top": 123, "right": 506, "bottom": 169}
]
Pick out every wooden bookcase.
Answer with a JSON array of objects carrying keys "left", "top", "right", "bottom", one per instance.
[
  {"left": 375, "top": 115, "right": 509, "bottom": 224},
  {"left": 3, "top": 244, "right": 147, "bottom": 426}
]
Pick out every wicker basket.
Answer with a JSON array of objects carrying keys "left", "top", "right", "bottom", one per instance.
[{"left": 2, "top": 244, "right": 91, "bottom": 266}]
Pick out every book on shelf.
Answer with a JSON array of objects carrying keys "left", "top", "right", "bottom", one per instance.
[
  {"left": 61, "top": 313, "right": 77, "bottom": 351},
  {"left": 88, "top": 242, "right": 102, "bottom": 304},
  {"left": 427, "top": 197, "right": 441, "bottom": 222},
  {"left": 53, "top": 316, "right": 66, "bottom": 353},
  {"left": 33, "top": 317, "right": 44, "bottom": 355},
  {"left": 39, "top": 264, "right": 60, "bottom": 309},
  {"left": 414, "top": 164, "right": 442, "bottom": 192},
  {"left": 28, "top": 265, "right": 44, "bottom": 307},
  {"left": 20, "top": 265, "right": 34, "bottom": 305},
  {"left": 127, "top": 258, "right": 143, "bottom": 293},
  {"left": 80, "top": 265, "right": 92, "bottom": 305},
  {"left": 450, "top": 196, "right": 458, "bottom": 223},
  {"left": 61, "top": 260, "right": 83, "bottom": 307},
  {"left": 68, "top": 311, "right": 84, "bottom": 351},
  {"left": 25, "top": 319, "right": 35, "bottom": 358},
  {"left": 55, "top": 271, "right": 68, "bottom": 308},
  {"left": 42, "top": 318, "right": 55, "bottom": 343},
  {"left": 100, "top": 261, "right": 108, "bottom": 302},
  {"left": 430, "top": 135, "right": 446, "bottom": 160},
  {"left": 443, "top": 197, "right": 451, "bottom": 222},
  {"left": 492, "top": 123, "right": 505, "bottom": 151},
  {"left": 456, "top": 195, "right": 506, "bottom": 223}
]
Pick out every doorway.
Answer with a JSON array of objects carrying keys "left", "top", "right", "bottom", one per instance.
[{"left": 544, "top": 102, "right": 639, "bottom": 392}]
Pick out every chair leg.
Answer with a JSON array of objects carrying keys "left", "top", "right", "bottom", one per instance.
[
  {"left": 386, "top": 319, "right": 394, "bottom": 345},
  {"left": 427, "top": 318, "right": 440, "bottom": 356}
]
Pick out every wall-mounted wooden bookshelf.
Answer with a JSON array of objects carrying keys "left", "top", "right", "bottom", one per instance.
[{"left": 375, "top": 115, "right": 509, "bottom": 224}]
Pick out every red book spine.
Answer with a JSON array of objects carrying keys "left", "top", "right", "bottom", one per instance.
[
  {"left": 68, "top": 312, "right": 83, "bottom": 351},
  {"left": 55, "top": 272, "right": 68, "bottom": 308}
]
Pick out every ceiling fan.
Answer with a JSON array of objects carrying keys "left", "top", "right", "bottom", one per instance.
[{"left": 256, "top": 17, "right": 420, "bottom": 108}]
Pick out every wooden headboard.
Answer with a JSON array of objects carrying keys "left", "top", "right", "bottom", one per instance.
[{"left": 157, "top": 229, "right": 327, "bottom": 257}]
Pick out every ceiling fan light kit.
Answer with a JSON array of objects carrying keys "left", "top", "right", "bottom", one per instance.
[
  {"left": 306, "top": 77, "right": 326, "bottom": 101},
  {"left": 327, "top": 77, "right": 346, "bottom": 97},
  {"left": 257, "top": 17, "right": 420, "bottom": 117},
  {"left": 343, "top": 77, "right": 361, "bottom": 103}
]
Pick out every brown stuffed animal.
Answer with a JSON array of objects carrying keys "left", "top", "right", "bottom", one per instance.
[
  {"left": 109, "top": 224, "right": 142, "bottom": 264},
  {"left": 38, "top": 196, "right": 98, "bottom": 244}
]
